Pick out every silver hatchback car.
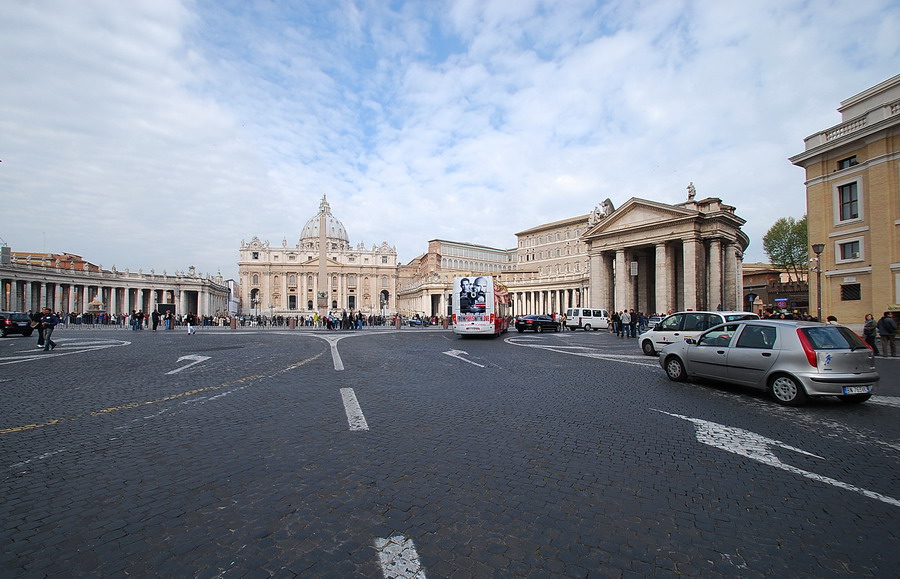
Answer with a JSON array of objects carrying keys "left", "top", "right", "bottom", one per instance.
[{"left": 659, "top": 320, "right": 879, "bottom": 405}]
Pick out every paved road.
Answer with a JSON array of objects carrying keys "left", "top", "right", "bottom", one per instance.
[{"left": 1, "top": 326, "right": 898, "bottom": 577}]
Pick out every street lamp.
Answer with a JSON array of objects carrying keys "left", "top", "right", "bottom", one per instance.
[{"left": 811, "top": 243, "right": 825, "bottom": 321}]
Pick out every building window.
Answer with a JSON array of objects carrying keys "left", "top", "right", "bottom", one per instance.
[
  {"left": 839, "top": 240, "right": 861, "bottom": 261},
  {"left": 382, "top": 276, "right": 389, "bottom": 287},
  {"left": 252, "top": 252, "right": 259, "bottom": 260},
  {"left": 840, "top": 284, "right": 861, "bottom": 301},
  {"left": 381, "top": 256, "right": 388, "bottom": 264},
  {"left": 837, "top": 182, "right": 859, "bottom": 221},
  {"left": 837, "top": 156, "right": 858, "bottom": 170},
  {"left": 252, "top": 274, "right": 259, "bottom": 285},
  {"left": 835, "top": 237, "right": 864, "bottom": 264},
  {"left": 348, "top": 275, "right": 356, "bottom": 287}
]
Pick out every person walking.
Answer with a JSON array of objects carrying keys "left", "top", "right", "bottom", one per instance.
[
  {"left": 619, "top": 310, "right": 631, "bottom": 338},
  {"left": 863, "top": 313, "right": 880, "bottom": 355},
  {"left": 151, "top": 309, "right": 160, "bottom": 331},
  {"left": 876, "top": 312, "right": 897, "bottom": 357},
  {"left": 40, "top": 307, "right": 59, "bottom": 351},
  {"left": 186, "top": 312, "right": 197, "bottom": 335},
  {"left": 30, "top": 309, "right": 45, "bottom": 349}
]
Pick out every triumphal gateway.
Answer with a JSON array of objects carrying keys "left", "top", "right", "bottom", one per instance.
[{"left": 238, "top": 196, "right": 399, "bottom": 318}]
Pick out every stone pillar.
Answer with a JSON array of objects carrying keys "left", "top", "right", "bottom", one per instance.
[
  {"left": 724, "top": 243, "right": 739, "bottom": 311},
  {"left": 682, "top": 238, "right": 700, "bottom": 311},
  {"left": 709, "top": 239, "right": 723, "bottom": 311},
  {"left": 655, "top": 243, "right": 668, "bottom": 315},
  {"left": 614, "top": 249, "right": 630, "bottom": 312}
]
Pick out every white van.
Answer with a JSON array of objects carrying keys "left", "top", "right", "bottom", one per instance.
[{"left": 565, "top": 308, "right": 610, "bottom": 331}]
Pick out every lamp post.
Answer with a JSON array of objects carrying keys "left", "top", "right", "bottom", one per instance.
[{"left": 811, "top": 243, "right": 825, "bottom": 321}]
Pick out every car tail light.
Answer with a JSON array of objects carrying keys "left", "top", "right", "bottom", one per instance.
[
  {"left": 451, "top": 314, "right": 456, "bottom": 323},
  {"left": 796, "top": 328, "right": 818, "bottom": 367},
  {"left": 490, "top": 314, "right": 495, "bottom": 323}
]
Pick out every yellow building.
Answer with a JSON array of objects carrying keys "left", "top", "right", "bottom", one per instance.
[{"left": 790, "top": 74, "right": 900, "bottom": 322}]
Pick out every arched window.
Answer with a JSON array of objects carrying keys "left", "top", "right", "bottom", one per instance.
[
  {"left": 252, "top": 274, "right": 259, "bottom": 285},
  {"left": 289, "top": 275, "right": 296, "bottom": 285}
]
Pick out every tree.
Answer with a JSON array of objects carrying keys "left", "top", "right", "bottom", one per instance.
[{"left": 762, "top": 215, "right": 808, "bottom": 282}]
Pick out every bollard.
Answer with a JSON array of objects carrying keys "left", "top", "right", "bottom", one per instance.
[{"left": 230, "top": 316, "right": 237, "bottom": 330}]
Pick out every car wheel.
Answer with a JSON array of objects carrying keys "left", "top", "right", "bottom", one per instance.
[
  {"left": 555, "top": 324, "right": 561, "bottom": 332},
  {"left": 769, "top": 375, "right": 808, "bottom": 406},
  {"left": 537, "top": 325, "right": 544, "bottom": 333},
  {"left": 664, "top": 356, "right": 687, "bottom": 382},
  {"left": 641, "top": 340, "right": 656, "bottom": 356},
  {"left": 839, "top": 394, "right": 871, "bottom": 404},
  {"left": 0, "top": 329, "right": 7, "bottom": 338},
  {"left": 583, "top": 324, "right": 591, "bottom": 331}
]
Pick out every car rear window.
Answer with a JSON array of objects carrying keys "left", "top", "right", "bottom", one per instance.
[
  {"left": 724, "top": 313, "right": 760, "bottom": 322},
  {"left": 10, "top": 313, "right": 31, "bottom": 322},
  {"left": 800, "top": 326, "right": 867, "bottom": 350}
]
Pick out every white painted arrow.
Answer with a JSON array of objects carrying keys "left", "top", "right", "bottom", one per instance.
[
  {"left": 656, "top": 410, "right": 900, "bottom": 508},
  {"left": 443, "top": 349, "right": 485, "bottom": 367},
  {"left": 166, "top": 355, "right": 211, "bottom": 375}
]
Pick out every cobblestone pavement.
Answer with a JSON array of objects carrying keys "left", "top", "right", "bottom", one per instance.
[{"left": 1, "top": 325, "right": 898, "bottom": 577}]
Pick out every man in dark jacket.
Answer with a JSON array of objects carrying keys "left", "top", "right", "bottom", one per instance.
[
  {"left": 877, "top": 312, "right": 897, "bottom": 357},
  {"left": 40, "top": 307, "right": 59, "bottom": 351}
]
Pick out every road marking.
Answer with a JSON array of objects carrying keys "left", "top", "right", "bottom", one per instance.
[
  {"left": 166, "top": 355, "right": 212, "bottom": 375},
  {"left": 504, "top": 337, "right": 657, "bottom": 366},
  {"left": 0, "top": 351, "right": 324, "bottom": 436},
  {"left": 340, "top": 388, "right": 369, "bottom": 431},
  {"left": 374, "top": 535, "right": 425, "bottom": 578},
  {"left": 0, "top": 339, "right": 131, "bottom": 365},
  {"left": 443, "top": 349, "right": 485, "bottom": 367},
  {"left": 656, "top": 410, "right": 900, "bottom": 508},
  {"left": 308, "top": 334, "right": 348, "bottom": 370}
]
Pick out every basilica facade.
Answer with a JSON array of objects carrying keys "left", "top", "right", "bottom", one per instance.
[{"left": 238, "top": 197, "right": 399, "bottom": 317}]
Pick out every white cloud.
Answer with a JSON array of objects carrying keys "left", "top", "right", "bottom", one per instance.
[{"left": 1, "top": 0, "right": 897, "bottom": 280}]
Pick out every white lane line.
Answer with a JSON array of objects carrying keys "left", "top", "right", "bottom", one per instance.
[
  {"left": 340, "top": 388, "right": 369, "bottom": 431},
  {"left": 374, "top": 535, "right": 426, "bottom": 578}
]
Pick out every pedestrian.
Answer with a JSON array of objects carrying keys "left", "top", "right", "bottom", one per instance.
[
  {"left": 151, "top": 309, "right": 160, "bottom": 331},
  {"left": 611, "top": 311, "right": 621, "bottom": 335},
  {"left": 629, "top": 308, "right": 638, "bottom": 338},
  {"left": 877, "top": 311, "right": 897, "bottom": 357},
  {"left": 863, "top": 313, "right": 879, "bottom": 355},
  {"left": 30, "top": 309, "right": 45, "bottom": 349},
  {"left": 39, "top": 307, "right": 59, "bottom": 351},
  {"left": 826, "top": 315, "right": 839, "bottom": 325},
  {"left": 620, "top": 310, "right": 631, "bottom": 338},
  {"left": 186, "top": 312, "right": 197, "bottom": 335}
]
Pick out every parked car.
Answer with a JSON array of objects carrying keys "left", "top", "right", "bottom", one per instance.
[
  {"left": 639, "top": 310, "right": 759, "bottom": 356},
  {"left": 565, "top": 308, "right": 610, "bottom": 331},
  {"left": 646, "top": 315, "right": 664, "bottom": 329},
  {"left": 515, "top": 315, "right": 560, "bottom": 333},
  {"left": 0, "top": 311, "right": 35, "bottom": 338},
  {"left": 658, "top": 319, "right": 879, "bottom": 405}
]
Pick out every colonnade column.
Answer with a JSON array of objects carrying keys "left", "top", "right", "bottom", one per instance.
[
  {"left": 682, "top": 238, "right": 700, "bottom": 311},
  {"left": 724, "top": 243, "right": 739, "bottom": 311},
  {"left": 614, "top": 249, "right": 628, "bottom": 312},
  {"left": 709, "top": 239, "right": 723, "bottom": 311},
  {"left": 655, "top": 243, "right": 668, "bottom": 315}
]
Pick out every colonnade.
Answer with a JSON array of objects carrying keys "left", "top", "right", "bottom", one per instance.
[{"left": 0, "top": 263, "right": 229, "bottom": 317}]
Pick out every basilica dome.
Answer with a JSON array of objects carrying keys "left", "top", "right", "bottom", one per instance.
[{"left": 300, "top": 196, "right": 350, "bottom": 245}]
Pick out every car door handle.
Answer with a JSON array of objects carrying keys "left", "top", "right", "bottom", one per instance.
[
  {"left": 761, "top": 352, "right": 772, "bottom": 357},
  {"left": 717, "top": 350, "right": 726, "bottom": 355}
]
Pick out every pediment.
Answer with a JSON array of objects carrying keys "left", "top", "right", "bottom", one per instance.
[
  {"left": 304, "top": 256, "right": 343, "bottom": 267},
  {"left": 584, "top": 197, "right": 696, "bottom": 238}
]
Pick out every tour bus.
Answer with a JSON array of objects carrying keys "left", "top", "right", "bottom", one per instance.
[{"left": 452, "top": 275, "right": 510, "bottom": 336}]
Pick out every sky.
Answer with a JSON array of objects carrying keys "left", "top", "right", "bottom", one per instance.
[{"left": 2, "top": 0, "right": 898, "bottom": 281}]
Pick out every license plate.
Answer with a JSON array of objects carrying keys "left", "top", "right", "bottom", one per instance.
[{"left": 842, "top": 386, "right": 870, "bottom": 395}]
